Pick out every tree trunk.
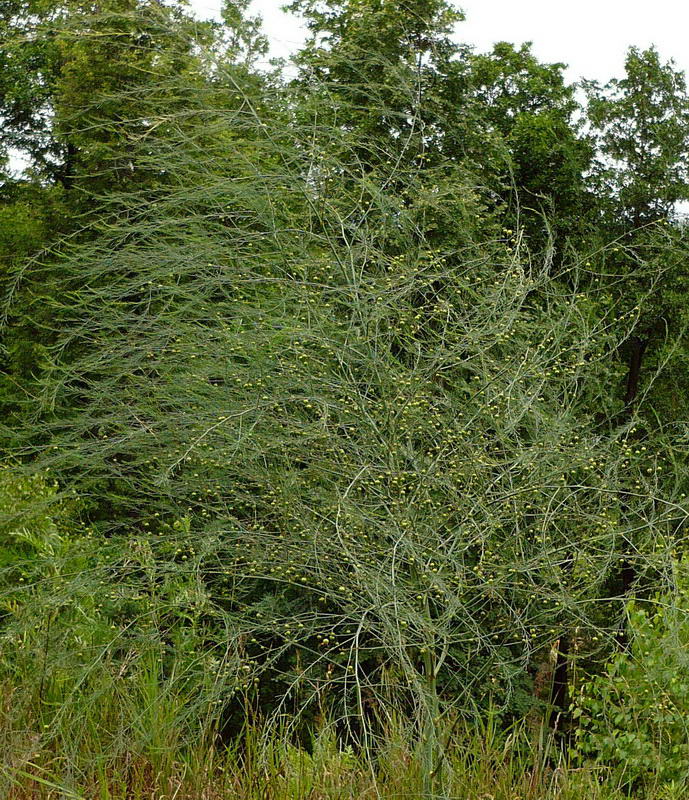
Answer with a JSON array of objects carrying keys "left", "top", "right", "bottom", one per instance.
[
  {"left": 623, "top": 335, "right": 648, "bottom": 407},
  {"left": 549, "top": 635, "right": 570, "bottom": 735},
  {"left": 55, "top": 142, "right": 77, "bottom": 191}
]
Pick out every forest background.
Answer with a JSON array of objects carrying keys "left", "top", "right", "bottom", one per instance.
[{"left": 3, "top": 0, "right": 689, "bottom": 797}]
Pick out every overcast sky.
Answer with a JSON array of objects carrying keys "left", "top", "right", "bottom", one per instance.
[{"left": 190, "top": 0, "right": 689, "bottom": 84}]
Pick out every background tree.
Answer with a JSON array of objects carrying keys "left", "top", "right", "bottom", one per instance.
[
  {"left": 578, "top": 47, "right": 689, "bottom": 639},
  {"left": 288, "top": 0, "right": 464, "bottom": 144},
  {"left": 468, "top": 42, "right": 594, "bottom": 255},
  {"left": 0, "top": 0, "right": 267, "bottom": 440},
  {"left": 585, "top": 46, "right": 689, "bottom": 230},
  {"left": 583, "top": 47, "right": 689, "bottom": 421},
  {"left": 287, "top": 0, "right": 497, "bottom": 255}
]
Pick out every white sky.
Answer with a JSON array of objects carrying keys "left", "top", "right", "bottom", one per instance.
[{"left": 189, "top": 0, "right": 689, "bottom": 84}]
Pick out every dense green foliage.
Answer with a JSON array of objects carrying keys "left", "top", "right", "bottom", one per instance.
[
  {"left": 576, "top": 568, "right": 689, "bottom": 787},
  {"left": 2, "top": 0, "right": 689, "bottom": 796}
]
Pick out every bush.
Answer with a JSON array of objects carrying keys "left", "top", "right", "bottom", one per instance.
[
  {"left": 575, "top": 561, "right": 689, "bottom": 787},
  {"left": 4, "top": 56, "right": 688, "bottom": 797},
  {"left": 0, "top": 468, "right": 230, "bottom": 775}
]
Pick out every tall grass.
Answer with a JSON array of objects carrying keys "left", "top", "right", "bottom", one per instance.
[{"left": 0, "top": 676, "right": 642, "bottom": 800}]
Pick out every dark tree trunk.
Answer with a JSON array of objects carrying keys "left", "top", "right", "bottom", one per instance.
[
  {"left": 55, "top": 142, "right": 77, "bottom": 191},
  {"left": 549, "top": 635, "right": 570, "bottom": 735}
]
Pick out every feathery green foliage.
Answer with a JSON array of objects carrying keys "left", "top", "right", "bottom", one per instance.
[{"left": 2, "top": 2, "right": 689, "bottom": 797}]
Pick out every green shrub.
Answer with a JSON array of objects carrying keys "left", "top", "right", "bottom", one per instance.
[
  {"left": 3, "top": 60, "right": 686, "bottom": 798},
  {"left": 4, "top": 47, "right": 689, "bottom": 799},
  {"left": 575, "top": 562, "right": 689, "bottom": 787},
  {"left": 0, "top": 469, "right": 233, "bottom": 774},
  {"left": 0, "top": 465, "right": 78, "bottom": 575}
]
